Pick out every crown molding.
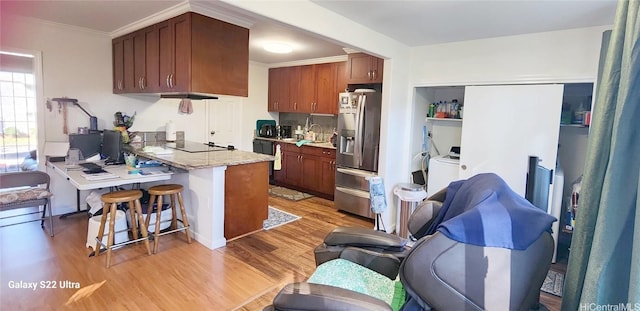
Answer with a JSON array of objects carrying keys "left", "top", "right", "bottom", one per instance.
[
  {"left": 268, "top": 55, "right": 348, "bottom": 68},
  {"left": 109, "top": 0, "right": 254, "bottom": 38},
  {"left": 110, "top": 1, "right": 190, "bottom": 38},
  {"left": 342, "top": 47, "right": 360, "bottom": 54},
  {"left": 189, "top": 2, "right": 254, "bottom": 29}
]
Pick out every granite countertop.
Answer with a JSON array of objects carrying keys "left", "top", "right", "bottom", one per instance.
[
  {"left": 254, "top": 137, "right": 336, "bottom": 150},
  {"left": 125, "top": 142, "right": 275, "bottom": 170}
]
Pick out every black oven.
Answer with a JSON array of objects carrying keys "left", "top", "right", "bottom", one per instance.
[{"left": 252, "top": 139, "right": 275, "bottom": 183}]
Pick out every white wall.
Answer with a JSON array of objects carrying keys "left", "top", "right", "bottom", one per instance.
[
  {"left": 240, "top": 62, "right": 278, "bottom": 151},
  {"left": 410, "top": 26, "right": 609, "bottom": 86}
]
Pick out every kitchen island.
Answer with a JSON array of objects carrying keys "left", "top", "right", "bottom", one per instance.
[{"left": 128, "top": 142, "right": 274, "bottom": 249}]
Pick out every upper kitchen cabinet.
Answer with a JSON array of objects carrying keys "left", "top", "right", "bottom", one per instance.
[
  {"left": 335, "top": 61, "right": 348, "bottom": 94},
  {"left": 268, "top": 67, "right": 291, "bottom": 112},
  {"left": 287, "top": 66, "right": 300, "bottom": 112},
  {"left": 314, "top": 63, "right": 338, "bottom": 114},
  {"left": 297, "top": 65, "right": 315, "bottom": 113},
  {"left": 347, "top": 53, "right": 384, "bottom": 84},
  {"left": 112, "top": 12, "right": 249, "bottom": 97},
  {"left": 112, "top": 36, "right": 126, "bottom": 93},
  {"left": 123, "top": 26, "right": 159, "bottom": 93},
  {"left": 113, "top": 34, "right": 139, "bottom": 93},
  {"left": 268, "top": 62, "right": 344, "bottom": 115},
  {"left": 157, "top": 15, "right": 190, "bottom": 93},
  {"left": 298, "top": 63, "right": 337, "bottom": 114}
]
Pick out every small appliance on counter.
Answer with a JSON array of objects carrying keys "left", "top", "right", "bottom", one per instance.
[
  {"left": 256, "top": 120, "right": 277, "bottom": 138},
  {"left": 280, "top": 125, "right": 292, "bottom": 138}
]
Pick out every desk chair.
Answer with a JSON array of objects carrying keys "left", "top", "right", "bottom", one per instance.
[{"left": 0, "top": 171, "right": 54, "bottom": 236}]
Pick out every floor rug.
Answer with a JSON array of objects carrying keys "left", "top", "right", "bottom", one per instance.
[
  {"left": 541, "top": 270, "right": 564, "bottom": 297},
  {"left": 268, "top": 186, "right": 313, "bottom": 201},
  {"left": 263, "top": 206, "right": 301, "bottom": 230}
]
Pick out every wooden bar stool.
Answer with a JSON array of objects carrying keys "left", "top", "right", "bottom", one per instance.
[
  {"left": 146, "top": 184, "right": 192, "bottom": 254},
  {"left": 95, "top": 189, "right": 151, "bottom": 268}
]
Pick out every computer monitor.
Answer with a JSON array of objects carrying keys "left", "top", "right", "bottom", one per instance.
[
  {"left": 102, "top": 130, "right": 124, "bottom": 164},
  {"left": 68, "top": 133, "right": 102, "bottom": 160}
]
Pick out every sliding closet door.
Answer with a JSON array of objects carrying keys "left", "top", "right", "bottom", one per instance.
[{"left": 459, "top": 84, "right": 564, "bottom": 196}]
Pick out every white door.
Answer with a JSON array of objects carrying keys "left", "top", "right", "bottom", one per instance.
[
  {"left": 459, "top": 84, "right": 564, "bottom": 196},
  {"left": 207, "top": 97, "right": 242, "bottom": 147}
]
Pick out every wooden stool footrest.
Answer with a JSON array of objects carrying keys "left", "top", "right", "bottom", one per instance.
[
  {"left": 154, "top": 226, "right": 190, "bottom": 238},
  {"left": 95, "top": 235, "right": 151, "bottom": 250}
]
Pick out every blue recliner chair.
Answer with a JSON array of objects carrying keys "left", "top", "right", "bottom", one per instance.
[{"left": 265, "top": 173, "right": 556, "bottom": 311}]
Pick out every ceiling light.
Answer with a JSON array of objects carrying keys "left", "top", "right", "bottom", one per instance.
[{"left": 263, "top": 42, "right": 293, "bottom": 54}]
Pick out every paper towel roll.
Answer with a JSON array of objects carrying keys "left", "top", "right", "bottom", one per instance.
[{"left": 166, "top": 120, "right": 176, "bottom": 142}]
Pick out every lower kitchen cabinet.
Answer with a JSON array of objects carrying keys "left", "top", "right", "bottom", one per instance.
[
  {"left": 319, "top": 156, "right": 336, "bottom": 195},
  {"left": 283, "top": 150, "right": 302, "bottom": 186},
  {"left": 273, "top": 142, "right": 336, "bottom": 198},
  {"left": 301, "top": 156, "right": 320, "bottom": 190}
]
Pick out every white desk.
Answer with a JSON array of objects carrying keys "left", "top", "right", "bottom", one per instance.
[
  {"left": 47, "top": 161, "right": 172, "bottom": 191},
  {"left": 47, "top": 161, "right": 173, "bottom": 217}
]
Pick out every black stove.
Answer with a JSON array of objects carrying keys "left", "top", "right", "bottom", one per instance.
[{"left": 167, "top": 141, "right": 234, "bottom": 153}]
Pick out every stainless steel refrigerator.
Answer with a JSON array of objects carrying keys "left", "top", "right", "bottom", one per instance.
[{"left": 334, "top": 89, "right": 382, "bottom": 219}]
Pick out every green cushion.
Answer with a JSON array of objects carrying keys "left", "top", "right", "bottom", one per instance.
[{"left": 308, "top": 258, "right": 405, "bottom": 311}]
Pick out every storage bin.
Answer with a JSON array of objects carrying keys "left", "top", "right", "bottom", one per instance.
[
  {"left": 86, "top": 210, "right": 130, "bottom": 249},
  {"left": 125, "top": 203, "right": 172, "bottom": 232}
]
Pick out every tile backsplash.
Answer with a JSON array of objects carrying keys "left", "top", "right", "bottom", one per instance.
[
  {"left": 279, "top": 113, "right": 337, "bottom": 141},
  {"left": 137, "top": 131, "right": 185, "bottom": 142}
]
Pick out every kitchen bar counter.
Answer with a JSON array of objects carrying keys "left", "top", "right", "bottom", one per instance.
[
  {"left": 122, "top": 141, "right": 273, "bottom": 249},
  {"left": 126, "top": 142, "right": 275, "bottom": 170}
]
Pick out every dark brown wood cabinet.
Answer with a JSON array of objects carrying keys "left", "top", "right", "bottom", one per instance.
[
  {"left": 112, "top": 38, "right": 125, "bottom": 93},
  {"left": 288, "top": 66, "right": 302, "bottom": 112},
  {"left": 347, "top": 52, "right": 384, "bottom": 84},
  {"left": 298, "top": 65, "right": 315, "bottom": 113},
  {"left": 113, "top": 12, "right": 249, "bottom": 97},
  {"left": 282, "top": 149, "right": 302, "bottom": 186},
  {"left": 225, "top": 161, "right": 269, "bottom": 240},
  {"left": 118, "top": 35, "right": 136, "bottom": 92},
  {"left": 268, "top": 67, "right": 291, "bottom": 112},
  {"left": 273, "top": 143, "right": 336, "bottom": 199},
  {"left": 268, "top": 61, "right": 346, "bottom": 115},
  {"left": 130, "top": 26, "right": 159, "bottom": 92},
  {"left": 157, "top": 14, "right": 191, "bottom": 93},
  {"left": 335, "top": 61, "right": 348, "bottom": 95},
  {"left": 297, "top": 63, "right": 337, "bottom": 114},
  {"left": 300, "top": 155, "right": 320, "bottom": 190},
  {"left": 318, "top": 148, "right": 336, "bottom": 198},
  {"left": 314, "top": 63, "right": 338, "bottom": 114}
]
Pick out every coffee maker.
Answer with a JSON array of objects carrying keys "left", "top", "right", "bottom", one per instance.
[{"left": 280, "top": 125, "right": 292, "bottom": 138}]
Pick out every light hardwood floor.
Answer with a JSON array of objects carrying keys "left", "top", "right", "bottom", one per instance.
[{"left": 0, "top": 195, "right": 562, "bottom": 310}]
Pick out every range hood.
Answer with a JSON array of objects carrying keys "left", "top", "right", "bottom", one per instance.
[{"left": 160, "top": 93, "right": 218, "bottom": 100}]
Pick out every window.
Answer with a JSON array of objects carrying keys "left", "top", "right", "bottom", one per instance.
[{"left": 0, "top": 53, "right": 37, "bottom": 172}]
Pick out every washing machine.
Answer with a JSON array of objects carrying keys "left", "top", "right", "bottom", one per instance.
[{"left": 427, "top": 155, "right": 460, "bottom": 197}]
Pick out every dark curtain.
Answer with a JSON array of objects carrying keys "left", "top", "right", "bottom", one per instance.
[{"left": 562, "top": 0, "right": 640, "bottom": 309}]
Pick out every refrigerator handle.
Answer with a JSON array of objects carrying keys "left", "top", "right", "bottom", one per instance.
[{"left": 355, "top": 94, "right": 366, "bottom": 166}]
